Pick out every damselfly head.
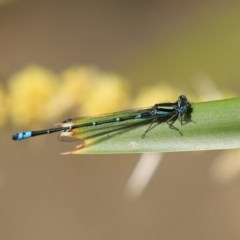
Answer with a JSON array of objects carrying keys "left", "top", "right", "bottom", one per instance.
[
  {"left": 178, "top": 95, "right": 187, "bottom": 105},
  {"left": 177, "top": 95, "right": 190, "bottom": 114}
]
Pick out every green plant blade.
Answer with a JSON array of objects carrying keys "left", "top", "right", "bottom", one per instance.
[{"left": 67, "top": 97, "right": 240, "bottom": 154}]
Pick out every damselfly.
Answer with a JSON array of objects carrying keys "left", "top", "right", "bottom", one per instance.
[{"left": 12, "top": 95, "right": 191, "bottom": 142}]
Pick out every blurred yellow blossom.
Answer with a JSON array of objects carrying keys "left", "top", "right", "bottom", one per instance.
[
  {"left": 61, "top": 66, "right": 98, "bottom": 104},
  {"left": 8, "top": 65, "right": 59, "bottom": 126},
  {"left": 46, "top": 66, "right": 130, "bottom": 119},
  {"left": 80, "top": 73, "right": 130, "bottom": 115},
  {"left": 0, "top": 83, "right": 7, "bottom": 128},
  {"left": 44, "top": 66, "right": 97, "bottom": 120}
]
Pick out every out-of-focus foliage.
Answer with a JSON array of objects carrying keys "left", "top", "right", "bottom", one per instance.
[
  {"left": 128, "top": 3, "right": 240, "bottom": 90},
  {"left": 0, "top": 0, "right": 11, "bottom": 7}
]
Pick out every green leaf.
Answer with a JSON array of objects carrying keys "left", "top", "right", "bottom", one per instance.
[{"left": 68, "top": 97, "right": 240, "bottom": 154}]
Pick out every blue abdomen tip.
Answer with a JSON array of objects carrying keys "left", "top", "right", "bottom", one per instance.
[{"left": 12, "top": 131, "right": 32, "bottom": 140}]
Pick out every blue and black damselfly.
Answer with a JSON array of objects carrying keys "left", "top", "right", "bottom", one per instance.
[{"left": 12, "top": 95, "right": 192, "bottom": 142}]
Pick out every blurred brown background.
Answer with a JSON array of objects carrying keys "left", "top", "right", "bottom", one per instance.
[{"left": 1, "top": 1, "right": 240, "bottom": 239}]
